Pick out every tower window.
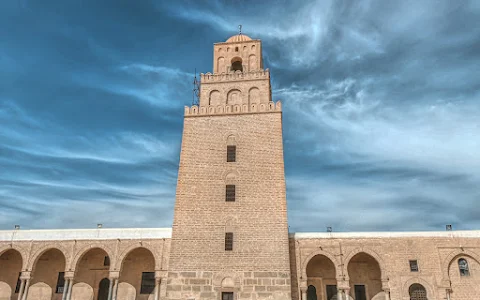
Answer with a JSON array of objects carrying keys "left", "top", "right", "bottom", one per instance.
[
  {"left": 459, "top": 258, "right": 470, "bottom": 276},
  {"left": 225, "top": 232, "right": 233, "bottom": 251},
  {"left": 227, "top": 145, "right": 236, "bottom": 162},
  {"left": 226, "top": 185, "right": 235, "bottom": 202},
  {"left": 231, "top": 57, "right": 243, "bottom": 72},
  {"left": 235, "top": 47, "right": 239, "bottom": 52},
  {"left": 140, "top": 272, "right": 155, "bottom": 294},
  {"left": 409, "top": 260, "right": 419, "bottom": 272}
]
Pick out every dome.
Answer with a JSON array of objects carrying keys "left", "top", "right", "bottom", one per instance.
[{"left": 226, "top": 34, "right": 252, "bottom": 43}]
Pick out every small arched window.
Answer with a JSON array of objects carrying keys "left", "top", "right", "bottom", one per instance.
[
  {"left": 458, "top": 258, "right": 470, "bottom": 276},
  {"left": 235, "top": 47, "right": 239, "bottom": 52},
  {"left": 307, "top": 285, "right": 317, "bottom": 300}
]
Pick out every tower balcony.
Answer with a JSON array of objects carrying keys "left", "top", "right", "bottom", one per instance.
[
  {"left": 200, "top": 69, "right": 270, "bottom": 84},
  {"left": 184, "top": 101, "right": 282, "bottom": 117}
]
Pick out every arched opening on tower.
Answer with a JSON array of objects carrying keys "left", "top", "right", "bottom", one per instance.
[{"left": 230, "top": 57, "right": 243, "bottom": 72}]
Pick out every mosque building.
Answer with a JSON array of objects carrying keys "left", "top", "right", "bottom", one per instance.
[{"left": 1, "top": 33, "right": 479, "bottom": 300}]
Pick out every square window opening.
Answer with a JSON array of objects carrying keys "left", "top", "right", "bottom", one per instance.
[
  {"left": 226, "top": 185, "right": 235, "bottom": 202},
  {"left": 225, "top": 232, "right": 233, "bottom": 251},
  {"left": 227, "top": 145, "right": 236, "bottom": 162},
  {"left": 410, "top": 260, "right": 419, "bottom": 272}
]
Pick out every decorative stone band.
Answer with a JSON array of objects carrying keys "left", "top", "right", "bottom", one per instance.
[
  {"left": 200, "top": 69, "right": 269, "bottom": 83},
  {"left": 185, "top": 101, "right": 281, "bottom": 117}
]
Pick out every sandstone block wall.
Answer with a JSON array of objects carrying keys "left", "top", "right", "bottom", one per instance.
[
  {"left": 167, "top": 110, "right": 291, "bottom": 300},
  {"left": 291, "top": 232, "right": 480, "bottom": 300}
]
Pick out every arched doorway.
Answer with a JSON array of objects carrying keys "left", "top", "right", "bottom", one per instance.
[
  {"left": 0, "top": 249, "right": 23, "bottom": 299},
  {"left": 118, "top": 247, "right": 155, "bottom": 299},
  {"left": 307, "top": 285, "right": 317, "bottom": 300},
  {"left": 347, "top": 253, "right": 382, "bottom": 300},
  {"left": 409, "top": 283, "right": 427, "bottom": 300},
  {"left": 306, "top": 254, "right": 337, "bottom": 300},
  {"left": 74, "top": 248, "right": 110, "bottom": 300},
  {"left": 29, "top": 248, "right": 66, "bottom": 300},
  {"left": 97, "top": 278, "right": 110, "bottom": 300}
]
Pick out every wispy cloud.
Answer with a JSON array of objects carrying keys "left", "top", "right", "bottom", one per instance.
[{"left": 0, "top": 1, "right": 479, "bottom": 231}]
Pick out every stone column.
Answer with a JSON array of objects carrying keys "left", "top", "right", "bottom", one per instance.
[
  {"left": 20, "top": 279, "right": 30, "bottom": 300},
  {"left": 446, "top": 289, "right": 452, "bottom": 300},
  {"left": 299, "top": 281, "right": 307, "bottom": 300},
  {"left": 112, "top": 278, "right": 119, "bottom": 300},
  {"left": 61, "top": 279, "right": 69, "bottom": 300},
  {"left": 65, "top": 278, "right": 73, "bottom": 300},
  {"left": 107, "top": 278, "right": 114, "bottom": 300},
  {"left": 16, "top": 279, "right": 25, "bottom": 300},
  {"left": 344, "top": 288, "right": 350, "bottom": 300},
  {"left": 154, "top": 277, "right": 161, "bottom": 300},
  {"left": 383, "top": 288, "right": 390, "bottom": 300},
  {"left": 337, "top": 289, "right": 343, "bottom": 300},
  {"left": 107, "top": 271, "right": 119, "bottom": 300},
  {"left": 18, "top": 272, "right": 31, "bottom": 300}
]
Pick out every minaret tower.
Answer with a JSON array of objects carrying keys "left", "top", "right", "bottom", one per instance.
[{"left": 167, "top": 31, "right": 291, "bottom": 300}]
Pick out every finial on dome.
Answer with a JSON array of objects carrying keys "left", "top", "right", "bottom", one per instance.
[{"left": 238, "top": 25, "right": 242, "bottom": 35}]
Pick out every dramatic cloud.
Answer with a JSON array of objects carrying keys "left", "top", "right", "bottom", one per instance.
[{"left": 1, "top": 0, "right": 479, "bottom": 232}]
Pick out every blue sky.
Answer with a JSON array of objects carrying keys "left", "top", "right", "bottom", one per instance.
[{"left": 1, "top": 1, "right": 479, "bottom": 232}]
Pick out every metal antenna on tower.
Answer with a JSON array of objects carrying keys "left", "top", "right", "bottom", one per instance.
[
  {"left": 192, "top": 68, "right": 200, "bottom": 106},
  {"left": 238, "top": 24, "right": 242, "bottom": 35}
]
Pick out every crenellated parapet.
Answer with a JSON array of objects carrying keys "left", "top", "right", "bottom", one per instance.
[
  {"left": 184, "top": 101, "right": 281, "bottom": 117},
  {"left": 200, "top": 69, "right": 269, "bottom": 83}
]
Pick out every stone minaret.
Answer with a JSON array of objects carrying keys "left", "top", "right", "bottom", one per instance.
[{"left": 167, "top": 33, "right": 291, "bottom": 300}]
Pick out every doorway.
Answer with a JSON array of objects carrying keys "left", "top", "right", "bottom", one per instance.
[{"left": 97, "top": 278, "right": 110, "bottom": 300}]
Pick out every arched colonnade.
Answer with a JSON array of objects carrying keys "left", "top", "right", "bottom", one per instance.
[
  {"left": 301, "top": 247, "right": 480, "bottom": 300},
  {"left": 0, "top": 245, "right": 161, "bottom": 300}
]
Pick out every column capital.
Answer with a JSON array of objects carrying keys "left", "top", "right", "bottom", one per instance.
[
  {"left": 64, "top": 271, "right": 75, "bottom": 280},
  {"left": 108, "top": 271, "right": 120, "bottom": 280},
  {"left": 337, "top": 281, "right": 350, "bottom": 290},
  {"left": 381, "top": 279, "right": 390, "bottom": 288},
  {"left": 20, "top": 271, "right": 31, "bottom": 280},
  {"left": 155, "top": 270, "right": 167, "bottom": 279}
]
